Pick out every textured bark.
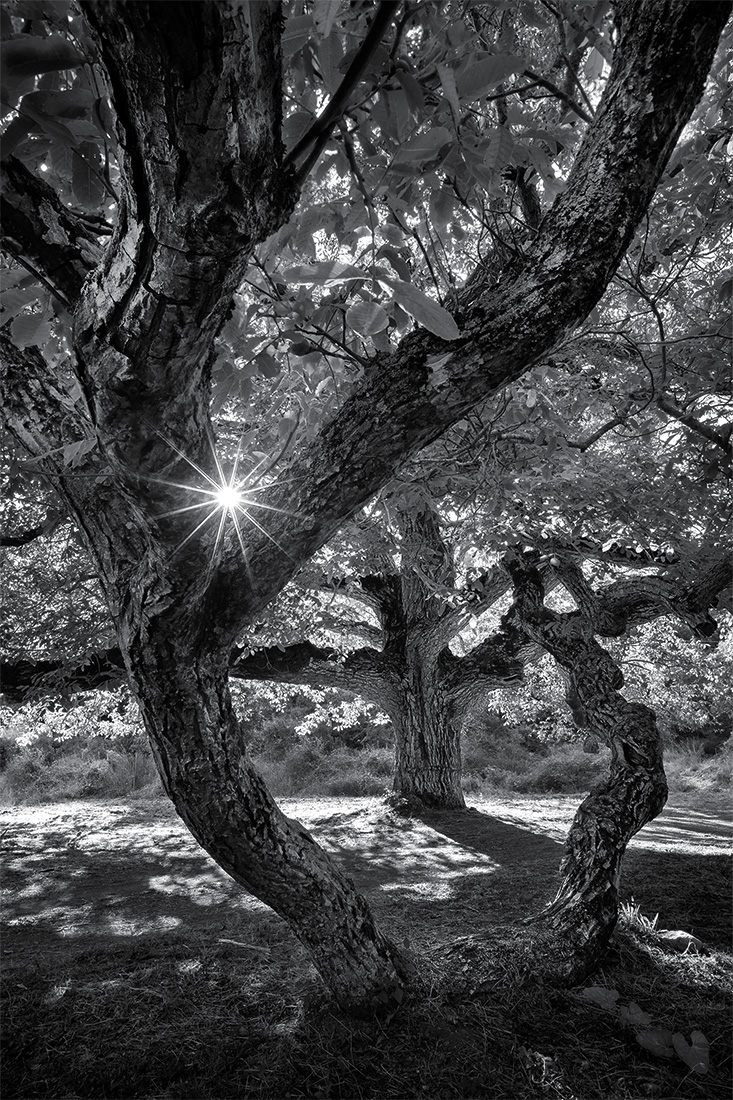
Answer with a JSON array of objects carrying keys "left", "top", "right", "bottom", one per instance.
[
  {"left": 128, "top": 629, "right": 410, "bottom": 1014},
  {"left": 0, "top": 157, "right": 101, "bottom": 307},
  {"left": 506, "top": 552, "right": 668, "bottom": 982},
  {"left": 391, "top": 683, "right": 465, "bottom": 811}
]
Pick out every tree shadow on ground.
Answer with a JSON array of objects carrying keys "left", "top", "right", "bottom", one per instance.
[{"left": 1, "top": 799, "right": 730, "bottom": 960}]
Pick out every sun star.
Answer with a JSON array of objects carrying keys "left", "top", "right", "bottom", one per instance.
[{"left": 215, "top": 484, "right": 244, "bottom": 513}]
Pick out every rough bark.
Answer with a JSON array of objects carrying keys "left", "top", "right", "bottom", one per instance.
[
  {"left": 505, "top": 552, "right": 669, "bottom": 982},
  {"left": 129, "top": 629, "right": 411, "bottom": 1015}
]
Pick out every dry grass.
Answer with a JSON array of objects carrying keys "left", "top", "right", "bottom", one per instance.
[{"left": 1, "top": 795, "right": 731, "bottom": 1100}]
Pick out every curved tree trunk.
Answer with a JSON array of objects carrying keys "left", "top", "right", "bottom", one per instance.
[
  {"left": 506, "top": 552, "right": 668, "bottom": 982},
  {"left": 128, "top": 626, "right": 410, "bottom": 1014}
]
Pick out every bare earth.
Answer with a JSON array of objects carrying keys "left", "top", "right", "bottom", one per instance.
[{"left": 2, "top": 791, "right": 731, "bottom": 962}]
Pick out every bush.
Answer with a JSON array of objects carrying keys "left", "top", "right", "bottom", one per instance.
[
  {"left": 665, "top": 736, "right": 732, "bottom": 792},
  {"left": 463, "top": 739, "right": 610, "bottom": 795},
  {"left": 253, "top": 741, "right": 392, "bottom": 798},
  {"left": 0, "top": 735, "right": 21, "bottom": 772},
  {"left": 0, "top": 746, "right": 160, "bottom": 805}
]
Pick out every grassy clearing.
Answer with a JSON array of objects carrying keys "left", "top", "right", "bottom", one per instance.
[{"left": 1, "top": 797, "right": 730, "bottom": 1100}]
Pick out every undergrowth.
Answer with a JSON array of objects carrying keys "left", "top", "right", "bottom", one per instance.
[{"left": 1, "top": 721, "right": 730, "bottom": 805}]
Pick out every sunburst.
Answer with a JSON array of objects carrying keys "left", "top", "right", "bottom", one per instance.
[{"left": 149, "top": 426, "right": 293, "bottom": 577}]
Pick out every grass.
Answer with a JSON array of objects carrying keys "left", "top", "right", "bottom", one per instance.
[
  {"left": 1, "top": 796, "right": 730, "bottom": 1100},
  {"left": 3, "top": 906, "right": 730, "bottom": 1100}
]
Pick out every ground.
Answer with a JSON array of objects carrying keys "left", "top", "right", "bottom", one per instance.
[{"left": 2, "top": 792, "right": 731, "bottom": 1099}]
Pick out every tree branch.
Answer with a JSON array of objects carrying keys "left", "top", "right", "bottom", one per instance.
[
  {"left": 522, "top": 67, "right": 594, "bottom": 124},
  {"left": 0, "top": 156, "right": 101, "bottom": 308},
  {"left": 285, "top": 1, "right": 402, "bottom": 182},
  {"left": 0, "top": 515, "right": 58, "bottom": 547},
  {"left": 656, "top": 394, "right": 732, "bottom": 455},
  {"left": 215, "top": 1, "right": 731, "bottom": 637}
]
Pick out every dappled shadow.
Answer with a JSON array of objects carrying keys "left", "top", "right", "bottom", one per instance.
[
  {"left": 0, "top": 804, "right": 279, "bottom": 961},
  {"left": 1, "top": 797, "right": 730, "bottom": 965},
  {"left": 630, "top": 807, "right": 732, "bottom": 854}
]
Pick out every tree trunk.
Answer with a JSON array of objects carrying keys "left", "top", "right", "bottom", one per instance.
[
  {"left": 127, "top": 626, "right": 410, "bottom": 1014},
  {"left": 391, "top": 675, "right": 466, "bottom": 811},
  {"left": 506, "top": 553, "right": 668, "bottom": 982},
  {"left": 538, "top": 693, "right": 667, "bottom": 982}
]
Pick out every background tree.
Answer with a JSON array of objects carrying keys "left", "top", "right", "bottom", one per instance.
[{"left": 1, "top": 0, "right": 730, "bottom": 1011}]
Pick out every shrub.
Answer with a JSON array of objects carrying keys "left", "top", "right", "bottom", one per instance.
[
  {"left": 0, "top": 736, "right": 21, "bottom": 772},
  {"left": 0, "top": 745, "right": 161, "bottom": 804},
  {"left": 665, "top": 736, "right": 732, "bottom": 792}
]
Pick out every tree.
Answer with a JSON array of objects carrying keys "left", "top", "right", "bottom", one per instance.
[{"left": 1, "top": 0, "right": 730, "bottom": 1012}]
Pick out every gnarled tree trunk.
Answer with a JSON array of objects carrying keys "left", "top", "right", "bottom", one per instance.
[
  {"left": 506, "top": 552, "right": 668, "bottom": 982},
  {"left": 128, "top": 625, "right": 410, "bottom": 1013}
]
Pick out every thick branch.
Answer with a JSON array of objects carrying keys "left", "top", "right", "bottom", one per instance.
[
  {"left": 0, "top": 514, "right": 57, "bottom": 547},
  {"left": 216, "top": 1, "right": 730, "bottom": 635},
  {"left": 656, "top": 394, "right": 733, "bottom": 455},
  {"left": 0, "top": 157, "right": 101, "bottom": 308},
  {"left": 2, "top": 639, "right": 399, "bottom": 709},
  {"left": 286, "top": 1, "right": 402, "bottom": 181}
]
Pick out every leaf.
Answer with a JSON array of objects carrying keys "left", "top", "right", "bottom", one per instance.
[
  {"left": 255, "top": 351, "right": 280, "bottom": 378},
  {"left": 382, "top": 280, "right": 460, "bottom": 341},
  {"left": 312, "top": 0, "right": 340, "bottom": 38},
  {"left": 618, "top": 1001, "right": 652, "bottom": 1029},
  {"left": 579, "top": 986, "right": 620, "bottom": 1012},
  {"left": 395, "top": 69, "right": 425, "bottom": 115},
  {"left": 437, "top": 64, "right": 461, "bottom": 126},
  {"left": 72, "top": 140, "right": 104, "bottom": 208},
  {"left": 346, "top": 300, "right": 389, "bottom": 336},
  {"left": 18, "top": 97, "right": 78, "bottom": 148},
  {"left": 483, "top": 126, "right": 516, "bottom": 173},
  {"left": 62, "top": 437, "right": 97, "bottom": 467},
  {"left": 377, "top": 246, "right": 411, "bottom": 282},
  {"left": 635, "top": 1028, "right": 675, "bottom": 1059},
  {"left": 456, "top": 53, "right": 526, "bottom": 101},
  {"left": 283, "top": 261, "right": 366, "bottom": 286},
  {"left": 282, "top": 14, "right": 313, "bottom": 58},
  {"left": 288, "top": 340, "right": 315, "bottom": 356},
  {"left": 20, "top": 88, "right": 95, "bottom": 119},
  {"left": 672, "top": 1031, "right": 709, "bottom": 1074},
  {"left": 1, "top": 34, "right": 84, "bottom": 78},
  {"left": 10, "top": 313, "right": 53, "bottom": 349},
  {"left": 392, "top": 126, "right": 452, "bottom": 169},
  {"left": 0, "top": 114, "right": 34, "bottom": 156}
]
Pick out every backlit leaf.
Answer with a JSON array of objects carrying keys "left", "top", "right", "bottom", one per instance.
[
  {"left": 383, "top": 279, "right": 460, "bottom": 341},
  {"left": 284, "top": 261, "right": 366, "bottom": 286},
  {"left": 392, "top": 126, "right": 452, "bottom": 169},
  {"left": 346, "top": 300, "right": 389, "bottom": 336}
]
